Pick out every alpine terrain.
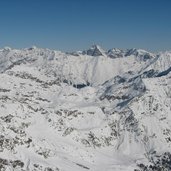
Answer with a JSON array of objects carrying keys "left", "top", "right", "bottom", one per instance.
[{"left": 0, "top": 45, "right": 171, "bottom": 171}]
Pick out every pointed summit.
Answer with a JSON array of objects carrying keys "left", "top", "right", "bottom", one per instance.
[{"left": 83, "top": 45, "right": 106, "bottom": 56}]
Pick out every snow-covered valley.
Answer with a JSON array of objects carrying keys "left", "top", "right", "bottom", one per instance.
[{"left": 0, "top": 45, "right": 171, "bottom": 171}]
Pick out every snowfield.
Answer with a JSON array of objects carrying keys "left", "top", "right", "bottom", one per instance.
[{"left": 0, "top": 45, "right": 171, "bottom": 171}]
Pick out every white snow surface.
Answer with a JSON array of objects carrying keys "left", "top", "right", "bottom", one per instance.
[{"left": 0, "top": 46, "right": 171, "bottom": 171}]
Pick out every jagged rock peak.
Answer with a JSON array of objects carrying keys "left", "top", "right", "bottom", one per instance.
[
  {"left": 107, "top": 48, "right": 125, "bottom": 58},
  {"left": 125, "top": 48, "right": 155, "bottom": 61},
  {"left": 82, "top": 44, "right": 106, "bottom": 56},
  {"left": 125, "top": 48, "right": 153, "bottom": 56}
]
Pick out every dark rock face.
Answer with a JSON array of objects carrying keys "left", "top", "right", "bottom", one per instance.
[
  {"left": 136, "top": 152, "right": 171, "bottom": 171},
  {"left": 0, "top": 158, "right": 24, "bottom": 170},
  {"left": 83, "top": 45, "right": 104, "bottom": 56},
  {"left": 157, "top": 67, "right": 171, "bottom": 77}
]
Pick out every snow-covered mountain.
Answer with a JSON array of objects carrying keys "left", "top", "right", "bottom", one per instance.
[{"left": 0, "top": 45, "right": 171, "bottom": 171}]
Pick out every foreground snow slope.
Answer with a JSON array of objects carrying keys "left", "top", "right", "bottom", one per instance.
[{"left": 0, "top": 46, "right": 171, "bottom": 171}]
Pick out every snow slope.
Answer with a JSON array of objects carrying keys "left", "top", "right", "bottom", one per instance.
[{"left": 0, "top": 45, "right": 171, "bottom": 171}]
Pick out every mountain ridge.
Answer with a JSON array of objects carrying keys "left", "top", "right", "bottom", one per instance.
[{"left": 0, "top": 45, "right": 171, "bottom": 171}]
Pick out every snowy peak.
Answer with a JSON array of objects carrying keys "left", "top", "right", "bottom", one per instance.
[
  {"left": 125, "top": 48, "right": 155, "bottom": 61},
  {"left": 82, "top": 45, "right": 106, "bottom": 56},
  {"left": 79, "top": 46, "right": 156, "bottom": 61},
  {"left": 107, "top": 48, "right": 124, "bottom": 58},
  {"left": 2, "top": 46, "right": 12, "bottom": 51},
  {"left": 66, "top": 45, "right": 156, "bottom": 61}
]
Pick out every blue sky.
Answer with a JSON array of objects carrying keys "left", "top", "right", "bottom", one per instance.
[{"left": 0, "top": 0, "right": 171, "bottom": 52}]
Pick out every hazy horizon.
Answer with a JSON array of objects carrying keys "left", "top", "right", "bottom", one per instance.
[{"left": 0, "top": 0, "right": 171, "bottom": 52}]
